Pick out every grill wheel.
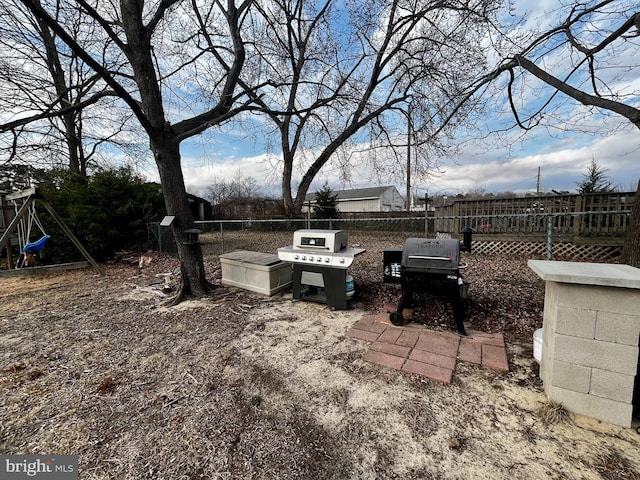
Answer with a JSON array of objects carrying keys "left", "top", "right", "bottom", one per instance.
[{"left": 390, "top": 311, "right": 408, "bottom": 326}]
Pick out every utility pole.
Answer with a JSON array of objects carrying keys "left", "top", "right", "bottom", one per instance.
[
  {"left": 537, "top": 166, "right": 541, "bottom": 193},
  {"left": 406, "top": 105, "right": 412, "bottom": 212}
]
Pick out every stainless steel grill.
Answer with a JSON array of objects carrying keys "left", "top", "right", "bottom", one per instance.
[
  {"left": 383, "top": 233, "right": 473, "bottom": 334},
  {"left": 278, "top": 229, "right": 364, "bottom": 309}
]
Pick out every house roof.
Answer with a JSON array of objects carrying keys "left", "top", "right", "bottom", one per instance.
[{"left": 304, "top": 186, "right": 398, "bottom": 202}]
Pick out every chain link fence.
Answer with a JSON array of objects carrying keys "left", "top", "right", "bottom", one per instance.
[{"left": 148, "top": 211, "right": 630, "bottom": 262}]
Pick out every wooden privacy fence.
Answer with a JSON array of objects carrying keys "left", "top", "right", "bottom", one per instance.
[
  {"left": 431, "top": 211, "right": 630, "bottom": 241},
  {"left": 430, "top": 211, "right": 629, "bottom": 261},
  {"left": 433, "top": 191, "right": 635, "bottom": 217},
  {"left": 428, "top": 190, "right": 634, "bottom": 261}
]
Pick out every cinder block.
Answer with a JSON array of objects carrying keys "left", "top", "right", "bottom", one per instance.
[
  {"left": 544, "top": 281, "right": 560, "bottom": 312},
  {"left": 556, "top": 307, "right": 596, "bottom": 338},
  {"left": 554, "top": 334, "right": 639, "bottom": 375},
  {"left": 595, "top": 311, "right": 640, "bottom": 346},
  {"left": 556, "top": 283, "right": 640, "bottom": 316},
  {"left": 551, "top": 360, "right": 590, "bottom": 393},
  {"left": 590, "top": 368, "right": 636, "bottom": 403},
  {"left": 548, "top": 385, "right": 633, "bottom": 428}
]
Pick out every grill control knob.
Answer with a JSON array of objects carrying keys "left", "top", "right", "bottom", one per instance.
[
  {"left": 324, "top": 257, "right": 330, "bottom": 263},
  {"left": 339, "top": 258, "right": 345, "bottom": 264},
  {"left": 302, "top": 255, "right": 307, "bottom": 261},
  {"left": 308, "top": 255, "right": 314, "bottom": 261},
  {"left": 294, "top": 254, "right": 299, "bottom": 260},
  {"left": 317, "top": 257, "right": 322, "bottom": 262}
]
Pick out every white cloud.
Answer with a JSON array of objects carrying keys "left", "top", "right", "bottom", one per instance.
[
  {"left": 174, "top": 153, "right": 281, "bottom": 197},
  {"left": 428, "top": 127, "right": 640, "bottom": 194}
]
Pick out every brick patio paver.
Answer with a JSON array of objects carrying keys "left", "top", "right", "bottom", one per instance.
[
  {"left": 370, "top": 341, "right": 411, "bottom": 358},
  {"left": 468, "top": 331, "right": 505, "bottom": 347},
  {"left": 377, "top": 327, "right": 403, "bottom": 344},
  {"left": 457, "top": 338, "right": 482, "bottom": 364},
  {"left": 373, "top": 311, "right": 393, "bottom": 325},
  {"left": 414, "top": 332, "right": 460, "bottom": 357},
  {"left": 481, "top": 344, "right": 510, "bottom": 371},
  {"left": 396, "top": 330, "right": 420, "bottom": 348},
  {"left": 402, "top": 359, "right": 453, "bottom": 384},
  {"left": 351, "top": 316, "right": 388, "bottom": 334},
  {"left": 408, "top": 348, "right": 457, "bottom": 371},
  {"left": 346, "top": 327, "right": 381, "bottom": 343},
  {"left": 362, "top": 350, "right": 406, "bottom": 371},
  {"left": 348, "top": 306, "right": 510, "bottom": 384}
]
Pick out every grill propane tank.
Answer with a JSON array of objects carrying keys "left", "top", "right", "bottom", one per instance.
[{"left": 346, "top": 274, "right": 355, "bottom": 298}]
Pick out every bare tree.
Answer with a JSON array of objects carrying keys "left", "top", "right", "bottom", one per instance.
[
  {"left": 242, "top": 0, "right": 501, "bottom": 216},
  {"left": 0, "top": 1, "right": 138, "bottom": 174},
  {"left": 13, "top": 0, "right": 259, "bottom": 299},
  {"left": 205, "top": 170, "right": 262, "bottom": 205},
  {"left": 439, "top": 0, "right": 640, "bottom": 266}
]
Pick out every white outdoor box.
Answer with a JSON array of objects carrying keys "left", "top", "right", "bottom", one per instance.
[{"left": 220, "top": 250, "right": 292, "bottom": 296}]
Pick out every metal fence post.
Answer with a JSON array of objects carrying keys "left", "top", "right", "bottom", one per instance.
[
  {"left": 220, "top": 222, "right": 225, "bottom": 255},
  {"left": 546, "top": 215, "right": 554, "bottom": 260},
  {"left": 157, "top": 222, "right": 162, "bottom": 252}
]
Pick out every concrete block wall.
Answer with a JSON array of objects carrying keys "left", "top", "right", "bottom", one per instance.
[{"left": 540, "top": 281, "right": 640, "bottom": 427}]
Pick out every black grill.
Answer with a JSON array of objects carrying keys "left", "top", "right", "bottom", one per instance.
[{"left": 383, "top": 234, "right": 473, "bottom": 335}]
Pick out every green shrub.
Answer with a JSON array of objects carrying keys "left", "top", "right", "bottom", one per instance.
[{"left": 36, "top": 167, "right": 166, "bottom": 263}]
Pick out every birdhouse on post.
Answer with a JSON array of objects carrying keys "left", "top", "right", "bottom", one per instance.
[{"left": 183, "top": 228, "right": 201, "bottom": 245}]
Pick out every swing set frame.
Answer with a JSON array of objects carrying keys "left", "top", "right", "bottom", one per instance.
[{"left": 0, "top": 187, "right": 104, "bottom": 276}]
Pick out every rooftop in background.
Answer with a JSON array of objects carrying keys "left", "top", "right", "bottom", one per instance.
[
  {"left": 304, "top": 186, "right": 405, "bottom": 213},
  {"left": 304, "top": 186, "right": 403, "bottom": 202}
]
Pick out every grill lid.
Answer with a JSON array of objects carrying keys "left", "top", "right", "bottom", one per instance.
[
  {"left": 292, "top": 229, "right": 348, "bottom": 252},
  {"left": 401, "top": 238, "right": 460, "bottom": 273}
]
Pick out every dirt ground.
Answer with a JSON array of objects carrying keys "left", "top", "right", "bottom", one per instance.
[{"left": 1, "top": 253, "right": 640, "bottom": 479}]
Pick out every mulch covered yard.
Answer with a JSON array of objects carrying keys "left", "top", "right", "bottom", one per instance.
[{"left": 2, "top": 252, "right": 639, "bottom": 479}]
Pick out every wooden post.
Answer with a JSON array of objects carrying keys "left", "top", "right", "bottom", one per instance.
[
  {"left": 0, "top": 196, "right": 34, "bottom": 257},
  {"left": 1, "top": 193, "right": 15, "bottom": 268}
]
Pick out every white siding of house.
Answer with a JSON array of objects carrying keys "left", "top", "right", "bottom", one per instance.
[
  {"left": 302, "top": 186, "right": 405, "bottom": 213},
  {"left": 337, "top": 198, "right": 379, "bottom": 212},
  {"left": 380, "top": 188, "right": 404, "bottom": 211}
]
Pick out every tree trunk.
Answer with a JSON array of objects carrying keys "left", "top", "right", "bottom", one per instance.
[
  {"left": 621, "top": 179, "right": 640, "bottom": 268},
  {"left": 152, "top": 132, "right": 211, "bottom": 297}
]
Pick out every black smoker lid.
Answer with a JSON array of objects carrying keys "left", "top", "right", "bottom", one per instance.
[{"left": 401, "top": 238, "right": 460, "bottom": 269}]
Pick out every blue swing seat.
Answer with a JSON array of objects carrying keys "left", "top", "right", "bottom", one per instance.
[{"left": 23, "top": 235, "right": 51, "bottom": 253}]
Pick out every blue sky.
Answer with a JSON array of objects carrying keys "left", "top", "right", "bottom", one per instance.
[{"left": 142, "top": 0, "right": 640, "bottom": 200}]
